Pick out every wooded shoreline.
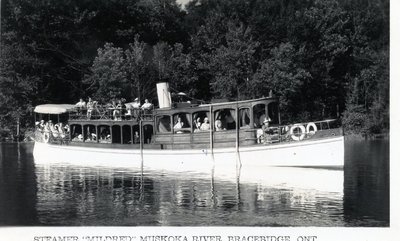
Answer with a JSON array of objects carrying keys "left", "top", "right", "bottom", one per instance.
[{"left": 0, "top": 0, "right": 389, "bottom": 139}]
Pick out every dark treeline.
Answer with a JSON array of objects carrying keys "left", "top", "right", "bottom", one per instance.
[{"left": 0, "top": 0, "right": 389, "bottom": 138}]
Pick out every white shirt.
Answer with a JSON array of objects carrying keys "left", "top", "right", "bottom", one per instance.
[{"left": 142, "top": 102, "right": 153, "bottom": 110}]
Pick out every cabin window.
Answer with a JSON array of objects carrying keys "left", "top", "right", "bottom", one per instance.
[
  {"left": 84, "top": 125, "right": 97, "bottom": 142},
  {"left": 173, "top": 113, "right": 191, "bottom": 133},
  {"left": 214, "top": 109, "right": 236, "bottom": 131},
  {"left": 71, "top": 124, "right": 83, "bottom": 142},
  {"left": 156, "top": 115, "right": 171, "bottom": 133},
  {"left": 112, "top": 125, "right": 122, "bottom": 144},
  {"left": 192, "top": 111, "right": 210, "bottom": 132},
  {"left": 98, "top": 125, "right": 111, "bottom": 143},
  {"left": 122, "top": 125, "right": 132, "bottom": 144},
  {"left": 253, "top": 104, "right": 266, "bottom": 128},
  {"left": 239, "top": 108, "right": 251, "bottom": 128}
]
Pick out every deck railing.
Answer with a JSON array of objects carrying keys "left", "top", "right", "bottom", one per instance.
[
  {"left": 257, "top": 119, "right": 342, "bottom": 144},
  {"left": 69, "top": 105, "right": 154, "bottom": 121}
]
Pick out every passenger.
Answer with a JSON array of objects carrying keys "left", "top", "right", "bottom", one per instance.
[
  {"left": 134, "top": 131, "right": 140, "bottom": 144},
  {"left": 174, "top": 117, "right": 184, "bottom": 133},
  {"left": 39, "top": 120, "right": 45, "bottom": 131},
  {"left": 76, "top": 98, "right": 86, "bottom": 107},
  {"left": 91, "top": 133, "right": 97, "bottom": 141},
  {"left": 64, "top": 124, "right": 70, "bottom": 133},
  {"left": 57, "top": 123, "right": 65, "bottom": 138},
  {"left": 75, "top": 98, "right": 86, "bottom": 116},
  {"left": 44, "top": 122, "right": 50, "bottom": 133},
  {"left": 132, "top": 98, "right": 141, "bottom": 109},
  {"left": 130, "top": 98, "right": 141, "bottom": 118},
  {"left": 194, "top": 117, "right": 202, "bottom": 132},
  {"left": 200, "top": 117, "right": 210, "bottom": 131},
  {"left": 86, "top": 97, "right": 95, "bottom": 119},
  {"left": 111, "top": 99, "right": 120, "bottom": 120},
  {"left": 48, "top": 120, "right": 55, "bottom": 132},
  {"left": 174, "top": 117, "right": 184, "bottom": 129},
  {"left": 215, "top": 119, "right": 225, "bottom": 131},
  {"left": 262, "top": 118, "right": 272, "bottom": 144},
  {"left": 141, "top": 99, "right": 153, "bottom": 111},
  {"left": 51, "top": 123, "right": 59, "bottom": 138}
]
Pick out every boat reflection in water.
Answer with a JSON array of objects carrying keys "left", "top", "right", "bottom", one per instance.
[{"left": 33, "top": 153, "right": 344, "bottom": 226}]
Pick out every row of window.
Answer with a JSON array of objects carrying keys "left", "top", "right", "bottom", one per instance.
[
  {"left": 155, "top": 103, "right": 278, "bottom": 134},
  {"left": 70, "top": 124, "right": 153, "bottom": 144}
]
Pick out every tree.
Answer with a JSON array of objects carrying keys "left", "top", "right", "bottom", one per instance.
[
  {"left": 254, "top": 43, "right": 311, "bottom": 122},
  {"left": 83, "top": 43, "right": 128, "bottom": 103},
  {"left": 209, "top": 22, "right": 260, "bottom": 100},
  {"left": 124, "top": 35, "right": 148, "bottom": 101}
]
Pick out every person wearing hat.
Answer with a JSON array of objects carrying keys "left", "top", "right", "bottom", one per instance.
[
  {"left": 132, "top": 98, "right": 141, "bottom": 109},
  {"left": 131, "top": 98, "right": 141, "bottom": 118}
]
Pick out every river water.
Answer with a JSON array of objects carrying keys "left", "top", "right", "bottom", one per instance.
[{"left": 0, "top": 139, "right": 389, "bottom": 226}]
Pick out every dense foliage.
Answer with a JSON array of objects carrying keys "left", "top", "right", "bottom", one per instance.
[{"left": 0, "top": 0, "right": 389, "bottom": 137}]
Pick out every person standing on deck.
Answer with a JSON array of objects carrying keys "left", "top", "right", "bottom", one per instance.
[{"left": 86, "top": 97, "right": 95, "bottom": 119}]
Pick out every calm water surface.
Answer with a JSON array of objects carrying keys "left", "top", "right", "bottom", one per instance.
[{"left": 0, "top": 139, "right": 389, "bottom": 226}]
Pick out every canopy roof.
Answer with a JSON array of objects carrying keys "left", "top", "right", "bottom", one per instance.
[{"left": 34, "top": 104, "right": 76, "bottom": 114}]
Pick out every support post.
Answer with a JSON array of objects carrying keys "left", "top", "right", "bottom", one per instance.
[
  {"left": 96, "top": 125, "right": 99, "bottom": 143},
  {"left": 209, "top": 105, "right": 213, "bottom": 156},
  {"left": 110, "top": 125, "right": 113, "bottom": 144},
  {"left": 278, "top": 102, "right": 281, "bottom": 125},
  {"left": 120, "top": 125, "right": 123, "bottom": 144},
  {"left": 130, "top": 125, "right": 134, "bottom": 145},
  {"left": 140, "top": 120, "right": 144, "bottom": 163},
  {"left": 235, "top": 102, "right": 241, "bottom": 168},
  {"left": 81, "top": 124, "right": 84, "bottom": 142}
]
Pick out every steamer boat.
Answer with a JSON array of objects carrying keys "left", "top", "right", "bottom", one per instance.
[{"left": 33, "top": 83, "right": 344, "bottom": 169}]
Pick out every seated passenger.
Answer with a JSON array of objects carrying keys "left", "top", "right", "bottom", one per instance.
[
  {"left": 141, "top": 99, "right": 153, "bottom": 111},
  {"left": 39, "top": 120, "right": 45, "bottom": 131},
  {"left": 261, "top": 118, "right": 273, "bottom": 144},
  {"left": 134, "top": 131, "right": 140, "bottom": 144},
  {"left": 174, "top": 117, "right": 184, "bottom": 129},
  {"left": 215, "top": 119, "right": 225, "bottom": 131},
  {"left": 200, "top": 117, "right": 210, "bottom": 131},
  {"left": 64, "top": 124, "right": 70, "bottom": 133},
  {"left": 57, "top": 123, "right": 66, "bottom": 138},
  {"left": 51, "top": 124, "right": 59, "bottom": 138},
  {"left": 44, "top": 122, "right": 50, "bottom": 133},
  {"left": 194, "top": 117, "right": 202, "bottom": 132},
  {"left": 174, "top": 117, "right": 184, "bottom": 133}
]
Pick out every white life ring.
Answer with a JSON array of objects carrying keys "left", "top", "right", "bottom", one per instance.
[
  {"left": 306, "top": 122, "right": 318, "bottom": 134},
  {"left": 43, "top": 132, "right": 50, "bottom": 143},
  {"left": 290, "top": 124, "right": 306, "bottom": 141}
]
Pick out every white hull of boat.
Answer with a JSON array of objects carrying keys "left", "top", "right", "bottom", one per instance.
[{"left": 33, "top": 136, "right": 344, "bottom": 171}]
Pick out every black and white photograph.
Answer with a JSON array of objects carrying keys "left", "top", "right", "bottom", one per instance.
[{"left": 0, "top": 0, "right": 395, "bottom": 240}]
